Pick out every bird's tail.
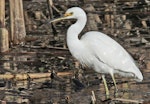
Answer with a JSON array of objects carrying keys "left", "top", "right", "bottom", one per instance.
[{"left": 134, "top": 67, "right": 143, "bottom": 82}]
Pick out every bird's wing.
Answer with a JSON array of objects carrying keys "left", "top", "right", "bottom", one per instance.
[{"left": 81, "top": 31, "right": 136, "bottom": 73}]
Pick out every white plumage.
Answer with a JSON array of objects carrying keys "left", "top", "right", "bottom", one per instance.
[{"left": 50, "top": 7, "right": 143, "bottom": 97}]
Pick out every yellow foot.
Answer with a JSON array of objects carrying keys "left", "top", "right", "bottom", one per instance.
[{"left": 102, "top": 75, "right": 110, "bottom": 99}]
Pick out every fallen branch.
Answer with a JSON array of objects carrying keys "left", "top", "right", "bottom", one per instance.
[{"left": 0, "top": 72, "right": 72, "bottom": 81}]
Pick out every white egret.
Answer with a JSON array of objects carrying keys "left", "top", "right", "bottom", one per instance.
[{"left": 50, "top": 7, "right": 143, "bottom": 98}]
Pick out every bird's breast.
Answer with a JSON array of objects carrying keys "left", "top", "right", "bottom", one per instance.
[{"left": 68, "top": 42, "right": 94, "bottom": 67}]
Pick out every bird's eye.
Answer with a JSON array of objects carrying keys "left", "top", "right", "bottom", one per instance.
[
  {"left": 64, "top": 12, "right": 73, "bottom": 17},
  {"left": 70, "top": 12, "right": 73, "bottom": 15}
]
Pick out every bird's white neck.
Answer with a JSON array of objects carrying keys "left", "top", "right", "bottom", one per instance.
[{"left": 66, "top": 15, "right": 87, "bottom": 49}]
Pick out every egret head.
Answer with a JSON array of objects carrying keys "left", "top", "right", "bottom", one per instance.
[
  {"left": 50, "top": 7, "right": 86, "bottom": 23},
  {"left": 64, "top": 7, "right": 86, "bottom": 19}
]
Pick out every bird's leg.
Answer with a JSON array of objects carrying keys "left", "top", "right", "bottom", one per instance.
[
  {"left": 110, "top": 74, "right": 118, "bottom": 97},
  {"left": 101, "top": 75, "right": 109, "bottom": 99}
]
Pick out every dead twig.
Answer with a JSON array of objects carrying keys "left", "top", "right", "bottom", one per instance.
[
  {"left": 91, "top": 90, "right": 96, "bottom": 104},
  {"left": 112, "top": 98, "right": 143, "bottom": 103}
]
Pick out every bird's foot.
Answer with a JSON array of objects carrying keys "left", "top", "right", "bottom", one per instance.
[
  {"left": 114, "top": 88, "right": 118, "bottom": 98},
  {"left": 106, "top": 94, "right": 110, "bottom": 99},
  {"left": 105, "top": 91, "right": 110, "bottom": 99}
]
